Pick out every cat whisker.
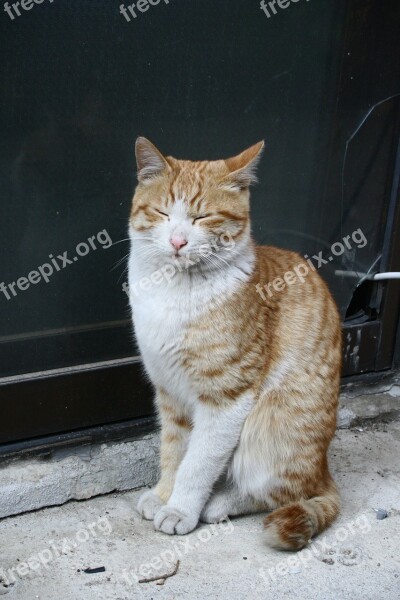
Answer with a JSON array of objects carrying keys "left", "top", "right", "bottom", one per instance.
[
  {"left": 117, "top": 266, "right": 129, "bottom": 283},
  {"left": 130, "top": 235, "right": 154, "bottom": 241},
  {"left": 209, "top": 251, "right": 231, "bottom": 269},
  {"left": 199, "top": 254, "right": 225, "bottom": 275},
  {"left": 111, "top": 238, "right": 131, "bottom": 246},
  {"left": 111, "top": 253, "right": 131, "bottom": 272}
]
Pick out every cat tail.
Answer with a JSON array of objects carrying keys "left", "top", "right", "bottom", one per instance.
[{"left": 263, "top": 481, "right": 340, "bottom": 551}]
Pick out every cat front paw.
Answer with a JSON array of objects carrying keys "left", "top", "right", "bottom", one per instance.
[
  {"left": 154, "top": 505, "right": 198, "bottom": 535},
  {"left": 200, "top": 494, "right": 230, "bottom": 524},
  {"left": 137, "top": 489, "right": 164, "bottom": 521}
]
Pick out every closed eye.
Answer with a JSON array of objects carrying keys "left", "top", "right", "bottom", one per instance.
[
  {"left": 193, "top": 214, "right": 212, "bottom": 223},
  {"left": 155, "top": 209, "right": 169, "bottom": 219}
]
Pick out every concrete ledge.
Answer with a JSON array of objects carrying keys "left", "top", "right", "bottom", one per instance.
[
  {"left": 0, "top": 373, "right": 399, "bottom": 521},
  {"left": 0, "top": 433, "right": 159, "bottom": 520},
  {"left": 338, "top": 372, "right": 400, "bottom": 427}
]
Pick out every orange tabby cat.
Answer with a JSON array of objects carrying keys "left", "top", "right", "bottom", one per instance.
[{"left": 129, "top": 137, "right": 341, "bottom": 550}]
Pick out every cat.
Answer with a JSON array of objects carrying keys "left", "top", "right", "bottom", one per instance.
[{"left": 128, "top": 137, "right": 341, "bottom": 550}]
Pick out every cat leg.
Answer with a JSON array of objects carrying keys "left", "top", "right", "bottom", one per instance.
[
  {"left": 153, "top": 393, "right": 253, "bottom": 535},
  {"left": 201, "top": 486, "right": 265, "bottom": 523},
  {"left": 137, "top": 388, "right": 191, "bottom": 520}
]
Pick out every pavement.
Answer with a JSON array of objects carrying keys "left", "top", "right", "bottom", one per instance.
[{"left": 1, "top": 419, "right": 399, "bottom": 600}]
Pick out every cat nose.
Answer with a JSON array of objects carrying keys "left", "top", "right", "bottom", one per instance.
[{"left": 170, "top": 236, "right": 188, "bottom": 251}]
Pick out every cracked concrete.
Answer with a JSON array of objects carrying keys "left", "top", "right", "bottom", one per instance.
[
  {"left": 338, "top": 372, "right": 400, "bottom": 427},
  {"left": 0, "top": 419, "right": 399, "bottom": 600},
  {"left": 0, "top": 434, "right": 159, "bottom": 520}
]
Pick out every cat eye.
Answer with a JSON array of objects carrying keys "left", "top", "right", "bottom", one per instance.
[
  {"left": 155, "top": 209, "right": 169, "bottom": 220},
  {"left": 193, "top": 214, "right": 211, "bottom": 223}
]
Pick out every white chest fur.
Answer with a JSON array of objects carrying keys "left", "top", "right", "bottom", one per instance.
[{"left": 131, "top": 276, "right": 194, "bottom": 409}]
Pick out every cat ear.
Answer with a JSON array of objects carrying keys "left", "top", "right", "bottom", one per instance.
[
  {"left": 135, "top": 137, "right": 169, "bottom": 183},
  {"left": 223, "top": 141, "right": 265, "bottom": 191}
]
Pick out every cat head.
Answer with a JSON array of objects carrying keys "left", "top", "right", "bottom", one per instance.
[{"left": 130, "top": 137, "right": 264, "bottom": 268}]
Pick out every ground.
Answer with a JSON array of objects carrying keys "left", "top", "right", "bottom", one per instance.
[{"left": 0, "top": 420, "right": 399, "bottom": 600}]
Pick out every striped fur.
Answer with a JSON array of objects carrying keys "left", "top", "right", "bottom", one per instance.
[{"left": 129, "top": 138, "right": 341, "bottom": 550}]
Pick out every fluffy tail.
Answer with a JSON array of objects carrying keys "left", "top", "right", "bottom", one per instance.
[{"left": 263, "top": 484, "right": 340, "bottom": 551}]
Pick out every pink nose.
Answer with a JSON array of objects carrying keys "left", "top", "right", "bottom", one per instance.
[{"left": 170, "top": 237, "right": 188, "bottom": 251}]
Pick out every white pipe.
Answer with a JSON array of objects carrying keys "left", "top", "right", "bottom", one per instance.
[
  {"left": 371, "top": 272, "right": 400, "bottom": 280},
  {"left": 335, "top": 271, "right": 400, "bottom": 280}
]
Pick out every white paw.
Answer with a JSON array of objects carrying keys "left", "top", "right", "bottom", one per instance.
[
  {"left": 200, "top": 494, "right": 230, "bottom": 524},
  {"left": 154, "top": 505, "right": 198, "bottom": 535},
  {"left": 137, "top": 490, "right": 164, "bottom": 521}
]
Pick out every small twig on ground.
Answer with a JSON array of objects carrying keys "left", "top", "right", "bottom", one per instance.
[{"left": 138, "top": 560, "right": 180, "bottom": 585}]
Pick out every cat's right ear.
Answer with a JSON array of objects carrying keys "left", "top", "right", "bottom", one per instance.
[{"left": 135, "top": 137, "right": 169, "bottom": 183}]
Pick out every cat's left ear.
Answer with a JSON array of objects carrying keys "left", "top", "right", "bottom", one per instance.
[{"left": 223, "top": 141, "right": 265, "bottom": 191}]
